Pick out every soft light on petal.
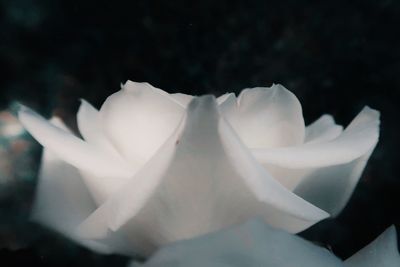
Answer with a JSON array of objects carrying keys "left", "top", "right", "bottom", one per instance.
[
  {"left": 77, "top": 96, "right": 327, "bottom": 256},
  {"left": 32, "top": 117, "right": 113, "bottom": 254},
  {"left": 252, "top": 107, "right": 380, "bottom": 168},
  {"left": 252, "top": 107, "right": 379, "bottom": 215},
  {"left": 217, "top": 92, "right": 234, "bottom": 105},
  {"left": 77, "top": 99, "right": 123, "bottom": 158},
  {"left": 19, "top": 107, "right": 133, "bottom": 203},
  {"left": 293, "top": 149, "right": 374, "bottom": 216},
  {"left": 18, "top": 106, "right": 132, "bottom": 178},
  {"left": 220, "top": 84, "right": 305, "bottom": 149},
  {"left": 99, "top": 81, "right": 185, "bottom": 165},
  {"left": 134, "top": 219, "right": 343, "bottom": 267},
  {"left": 305, "top": 115, "right": 343, "bottom": 144},
  {"left": 170, "top": 93, "right": 194, "bottom": 106},
  {"left": 293, "top": 107, "right": 379, "bottom": 215}
]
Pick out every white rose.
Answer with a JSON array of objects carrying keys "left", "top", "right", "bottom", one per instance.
[
  {"left": 18, "top": 81, "right": 380, "bottom": 256},
  {"left": 128, "top": 219, "right": 399, "bottom": 267}
]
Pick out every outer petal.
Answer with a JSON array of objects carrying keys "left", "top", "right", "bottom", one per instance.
[
  {"left": 253, "top": 107, "right": 379, "bottom": 215},
  {"left": 99, "top": 81, "right": 185, "bottom": 165},
  {"left": 345, "top": 226, "right": 400, "bottom": 267},
  {"left": 77, "top": 96, "right": 328, "bottom": 256},
  {"left": 131, "top": 219, "right": 343, "bottom": 267},
  {"left": 32, "top": 118, "right": 112, "bottom": 254},
  {"left": 18, "top": 107, "right": 132, "bottom": 204},
  {"left": 293, "top": 149, "right": 374, "bottom": 216},
  {"left": 219, "top": 84, "right": 305, "bottom": 148},
  {"left": 305, "top": 115, "right": 343, "bottom": 144},
  {"left": 18, "top": 106, "right": 131, "bottom": 178},
  {"left": 252, "top": 107, "right": 379, "bottom": 168},
  {"left": 77, "top": 99, "right": 122, "bottom": 157}
]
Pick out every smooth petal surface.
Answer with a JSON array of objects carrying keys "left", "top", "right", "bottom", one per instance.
[
  {"left": 305, "top": 115, "right": 343, "bottom": 144},
  {"left": 130, "top": 219, "right": 343, "bottom": 267},
  {"left": 217, "top": 92, "right": 234, "bottom": 105},
  {"left": 293, "top": 108, "right": 379, "bottom": 215},
  {"left": 19, "top": 106, "right": 132, "bottom": 203},
  {"left": 170, "top": 93, "right": 193, "bottom": 106},
  {"left": 32, "top": 118, "right": 112, "bottom": 253},
  {"left": 345, "top": 226, "right": 400, "bottom": 267},
  {"left": 77, "top": 99, "right": 123, "bottom": 157},
  {"left": 77, "top": 96, "right": 328, "bottom": 256},
  {"left": 99, "top": 81, "right": 185, "bottom": 165},
  {"left": 77, "top": 100, "right": 138, "bottom": 204},
  {"left": 253, "top": 107, "right": 379, "bottom": 215},
  {"left": 219, "top": 84, "right": 305, "bottom": 148},
  {"left": 293, "top": 149, "right": 374, "bottom": 216},
  {"left": 18, "top": 106, "right": 131, "bottom": 178},
  {"left": 252, "top": 107, "right": 379, "bottom": 168}
]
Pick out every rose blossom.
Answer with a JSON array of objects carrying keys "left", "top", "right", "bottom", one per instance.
[{"left": 18, "top": 81, "right": 379, "bottom": 256}]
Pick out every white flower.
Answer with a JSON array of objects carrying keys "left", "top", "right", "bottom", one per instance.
[
  {"left": 128, "top": 219, "right": 399, "bottom": 267},
  {"left": 18, "top": 81, "right": 380, "bottom": 256}
]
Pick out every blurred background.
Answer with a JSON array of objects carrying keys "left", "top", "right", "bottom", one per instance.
[{"left": 0, "top": 0, "right": 399, "bottom": 266}]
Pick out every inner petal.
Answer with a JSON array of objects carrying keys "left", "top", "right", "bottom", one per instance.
[
  {"left": 99, "top": 81, "right": 185, "bottom": 165},
  {"left": 219, "top": 84, "right": 305, "bottom": 149}
]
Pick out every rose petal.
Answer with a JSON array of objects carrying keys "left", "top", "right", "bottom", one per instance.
[
  {"left": 252, "top": 107, "right": 380, "bottom": 168},
  {"left": 77, "top": 99, "right": 123, "bottom": 157},
  {"left": 305, "top": 115, "right": 343, "bottom": 144},
  {"left": 217, "top": 92, "right": 234, "bottom": 105},
  {"left": 345, "top": 226, "right": 400, "bottom": 267},
  {"left": 293, "top": 149, "right": 374, "bottom": 216},
  {"left": 77, "top": 100, "right": 139, "bottom": 203},
  {"left": 18, "top": 106, "right": 132, "bottom": 203},
  {"left": 253, "top": 107, "right": 379, "bottom": 214},
  {"left": 99, "top": 81, "right": 185, "bottom": 165},
  {"left": 31, "top": 117, "right": 113, "bottom": 254},
  {"left": 170, "top": 93, "right": 193, "bottom": 106},
  {"left": 219, "top": 84, "right": 305, "bottom": 148},
  {"left": 77, "top": 96, "right": 328, "bottom": 256},
  {"left": 18, "top": 106, "right": 132, "bottom": 178},
  {"left": 144, "top": 85, "right": 192, "bottom": 108},
  {"left": 134, "top": 219, "right": 343, "bottom": 267}
]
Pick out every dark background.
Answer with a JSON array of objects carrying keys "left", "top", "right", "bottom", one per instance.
[{"left": 0, "top": 0, "right": 399, "bottom": 266}]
